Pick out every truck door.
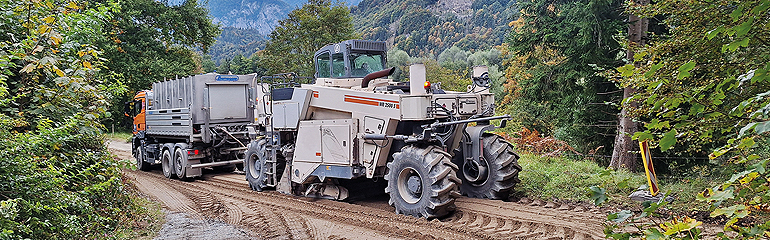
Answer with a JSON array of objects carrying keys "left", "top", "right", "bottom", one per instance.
[{"left": 126, "top": 93, "right": 147, "bottom": 135}]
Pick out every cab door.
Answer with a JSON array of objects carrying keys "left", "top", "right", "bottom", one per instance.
[{"left": 125, "top": 92, "right": 147, "bottom": 134}]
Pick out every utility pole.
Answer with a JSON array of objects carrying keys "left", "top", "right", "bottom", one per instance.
[{"left": 610, "top": 0, "right": 649, "bottom": 171}]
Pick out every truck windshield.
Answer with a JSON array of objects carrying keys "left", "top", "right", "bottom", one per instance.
[{"left": 349, "top": 53, "right": 384, "bottom": 77}]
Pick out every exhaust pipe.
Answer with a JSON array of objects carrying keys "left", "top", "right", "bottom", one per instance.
[{"left": 361, "top": 67, "right": 396, "bottom": 88}]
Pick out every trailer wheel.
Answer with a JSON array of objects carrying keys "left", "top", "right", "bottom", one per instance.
[
  {"left": 174, "top": 147, "right": 189, "bottom": 180},
  {"left": 385, "top": 145, "right": 460, "bottom": 218},
  {"left": 452, "top": 133, "right": 521, "bottom": 199},
  {"left": 245, "top": 139, "right": 268, "bottom": 191},
  {"left": 135, "top": 146, "right": 151, "bottom": 171},
  {"left": 161, "top": 148, "right": 174, "bottom": 179}
]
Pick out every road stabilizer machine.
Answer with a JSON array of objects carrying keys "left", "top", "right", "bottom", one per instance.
[{"left": 128, "top": 39, "right": 522, "bottom": 219}]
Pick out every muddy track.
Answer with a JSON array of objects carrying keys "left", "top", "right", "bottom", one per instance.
[{"left": 112, "top": 141, "right": 606, "bottom": 239}]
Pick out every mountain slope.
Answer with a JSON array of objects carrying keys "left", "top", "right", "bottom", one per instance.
[
  {"left": 206, "top": 0, "right": 294, "bottom": 35},
  {"left": 351, "top": 0, "right": 517, "bottom": 57}
]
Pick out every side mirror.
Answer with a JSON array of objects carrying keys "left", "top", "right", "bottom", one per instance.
[{"left": 124, "top": 101, "right": 133, "bottom": 117}]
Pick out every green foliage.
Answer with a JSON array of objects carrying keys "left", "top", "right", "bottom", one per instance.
[
  {"left": 502, "top": 0, "right": 626, "bottom": 157},
  {"left": 100, "top": 0, "right": 220, "bottom": 91},
  {"left": 0, "top": 116, "right": 137, "bottom": 239},
  {"left": 0, "top": 0, "right": 154, "bottom": 238},
  {"left": 611, "top": 0, "right": 770, "bottom": 238},
  {"left": 261, "top": 0, "right": 357, "bottom": 77},
  {"left": 619, "top": 0, "right": 770, "bottom": 156},
  {"left": 0, "top": 0, "right": 121, "bottom": 131},
  {"left": 605, "top": 198, "right": 703, "bottom": 240},
  {"left": 96, "top": 0, "right": 220, "bottom": 128},
  {"left": 216, "top": 53, "right": 267, "bottom": 75}
]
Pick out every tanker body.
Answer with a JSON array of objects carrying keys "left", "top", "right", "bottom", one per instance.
[{"left": 126, "top": 73, "right": 255, "bottom": 179}]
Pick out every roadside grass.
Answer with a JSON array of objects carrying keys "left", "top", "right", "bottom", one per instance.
[
  {"left": 106, "top": 130, "right": 133, "bottom": 143},
  {"left": 515, "top": 153, "right": 721, "bottom": 213},
  {"left": 113, "top": 179, "right": 165, "bottom": 240}
]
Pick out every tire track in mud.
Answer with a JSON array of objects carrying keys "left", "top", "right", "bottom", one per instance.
[
  {"left": 125, "top": 169, "right": 605, "bottom": 240},
  {"left": 449, "top": 198, "right": 605, "bottom": 239},
  {"left": 206, "top": 173, "right": 605, "bottom": 239}
]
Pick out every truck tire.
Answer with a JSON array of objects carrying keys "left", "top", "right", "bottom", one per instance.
[
  {"left": 385, "top": 145, "right": 461, "bottom": 218},
  {"left": 452, "top": 133, "right": 521, "bottom": 199},
  {"left": 174, "top": 147, "right": 189, "bottom": 180},
  {"left": 245, "top": 139, "right": 268, "bottom": 191},
  {"left": 135, "top": 146, "right": 151, "bottom": 171},
  {"left": 161, "top": 148, "right": 175, "bottom": 179}
]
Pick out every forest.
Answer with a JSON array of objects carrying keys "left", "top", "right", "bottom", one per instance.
[{"left": 0, "top": 0, "right": 768, "bottom": 238}]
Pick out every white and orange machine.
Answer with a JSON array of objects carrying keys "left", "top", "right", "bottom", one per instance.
[{"left": 245, "top": 40, "right": 522, "bottom": 218}]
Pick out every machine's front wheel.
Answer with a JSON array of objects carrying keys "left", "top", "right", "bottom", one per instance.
[
  {"left": 245, "top": 139, "right": 268, "bottom": 191},
  {"left": 453, "top": 133, "right": 521, "bottom": 199},
  {"left": 385, "top": 145, "right": 460, "bottom": 218},
  {"left": 135, "top": 146, "right": 151, "bottom": 171},
  {"left": 161, "top": 148, "right": 174, "bottom": 179}
]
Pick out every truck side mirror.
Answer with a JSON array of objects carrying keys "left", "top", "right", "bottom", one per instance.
[{"left": 124, "top": 101, "right": 133, "bottom": 117}]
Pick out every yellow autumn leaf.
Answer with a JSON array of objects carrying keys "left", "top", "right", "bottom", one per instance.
[
  {"left": 37, "top": 25, "right": 49, "bottom": 34},
  {"left": 67, "top": 1, "right": 79, "bottom": 9},
  {"left": 50, "top": 35, "right": 61, "bottom": 45},
  {"left": 43, "top": 16, "right": 55, "bottom": 24},
  {"left": 83, "top": 61, "right": 92, "bottom": 69},
  {"left": 78, "top": 51, "right": 86, "bottom": 57},
  {"left": 53, "top": 67, "right": 64, "bottom": 77}
]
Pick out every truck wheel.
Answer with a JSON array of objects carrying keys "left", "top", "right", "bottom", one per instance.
[
  {"left": 385, "top": 145, "right": 460, "bottom": 218},
  {"left": 161, "top": 148, "right": 175, "bottom": 179},
  {"left": 174, "top": 147, "right": 189, "bottom": 180},
  {"left": 135, "top": 146, "right": 151, "bottom": 171},
  {"left": 453, "top": 133, "right": 521, "bottom": 199},
  {"left": 245, "top": 139, "right": 268, "bottom": 191}
]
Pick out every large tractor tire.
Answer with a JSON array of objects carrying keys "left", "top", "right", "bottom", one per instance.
[
  {"left": 174, "top": 145, "right": 189, "bottom": 180},
  {"left": 161, "top": 147, "right": 175, "bottom": 179},
  {"left": 135, "top": 146, "right": 151, "bottom": 171},
  {"left": 245, "top": 138, "right": 268, "bottom": 191},
  {"left": 385, "top": 145, "right": 461, "bottom": 218},
  {"left": 453, "top": 133, "right": 521, "bottom": 199}
]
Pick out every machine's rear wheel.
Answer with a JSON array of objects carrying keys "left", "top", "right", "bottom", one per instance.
[
  {"left": 453, "top": 133, "right": 521, "bottom": 199},
  {"left": 245, "top": 139, "right": 268, "bottom": 191},
  {"left": 161, "top": 148, "right": 175, "bottom": 179},
  {"left": 135, "top": 146, "right": 151, "bottom": 171},
  {"left": 385, "top": 145, "right": 460, "bottom": 218}
]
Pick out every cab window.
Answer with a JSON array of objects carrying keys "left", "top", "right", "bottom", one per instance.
[
  {"left": 332, "top": 53, "right": 345, "bottom": 77},
  {"left": 316, "top": 52, "right": 330, "bottom": 78},
  {"left": 350, "top": 53, "right": 384, "bottom": 77}
]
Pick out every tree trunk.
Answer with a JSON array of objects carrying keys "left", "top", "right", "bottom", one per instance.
[{"left": 610, "top": 0, "right": 649, "bottom": 171}]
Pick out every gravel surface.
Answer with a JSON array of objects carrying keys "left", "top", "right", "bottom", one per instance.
[{"left": 154, "top": 212, "right": 254, "bottom": 240}]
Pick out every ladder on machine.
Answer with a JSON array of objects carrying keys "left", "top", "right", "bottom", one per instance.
[{"left": 258, "top": 73, "right": 313, "bottom": 188}]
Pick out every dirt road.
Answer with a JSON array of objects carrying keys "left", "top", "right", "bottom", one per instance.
[{"left": 110, "top": 140, "right": 607, "bottom": 239}]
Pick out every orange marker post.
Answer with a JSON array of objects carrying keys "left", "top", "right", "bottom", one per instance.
[{"left": 639, "top": 140, "right": 659, "bottom": 196}]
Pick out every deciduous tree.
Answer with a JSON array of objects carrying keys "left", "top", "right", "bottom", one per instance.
[{"left": 261, "top": 0, "right": 357, "bottom": 77}]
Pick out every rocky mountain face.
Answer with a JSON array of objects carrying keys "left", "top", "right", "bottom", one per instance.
[{"left": 206, "top": 0, "right": 294, "bottom": 36}]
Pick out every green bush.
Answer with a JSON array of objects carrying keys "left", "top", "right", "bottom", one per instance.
[{"left": 0, "top": 116, "right": 138, "bottom": 239}]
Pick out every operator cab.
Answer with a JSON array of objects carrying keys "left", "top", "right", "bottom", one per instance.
[{"left": 314, "top": 40, "right": 390, "bottom": 89}]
